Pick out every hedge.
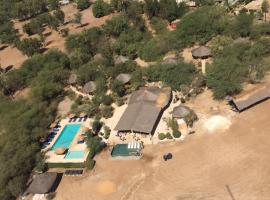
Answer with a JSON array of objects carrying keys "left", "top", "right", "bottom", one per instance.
[{"left": 48, "top": 162, "right": 85, "bottom": 168}]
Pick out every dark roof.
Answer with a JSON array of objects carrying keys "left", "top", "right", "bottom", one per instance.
[
  {"left": 171, "top": 105, "right": 192, "bottom": 118},
  {"left": 231, "top": 87, "right": 270, "bottom": 111},
  {"left": 82, "top": 81, "right": 96, "bottom": 94},
  {"left": 28, "top": 173, "right": 58, "bottom": 194},
  {"left": 114, "top": 102, "right": 161, "bottom": 134},
  {"left": 191, "top": 46, "right": 212, "bottom": 58},
  {"left": 116, "top": 73, "right": 131, "bottom": 84},
  {"left": 129, "top": 86, "right": 171, "bottom": 108},
  {"left": 67, "top": 73, "right": 77, "bottom": 84},
  {"left": 115, "top": 87, "right": 172, "bottom": 134}
]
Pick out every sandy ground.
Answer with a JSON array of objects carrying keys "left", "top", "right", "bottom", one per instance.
[
  {"left": 0, "top": 46, "right": 27, "bottom": 69},
  {"left": 54, "top": 86, "right": 270, "bottom": 200}
]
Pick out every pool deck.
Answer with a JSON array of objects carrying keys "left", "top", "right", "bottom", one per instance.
[{"left": 44, "top": 118, "right": 91, "bottom": 163}]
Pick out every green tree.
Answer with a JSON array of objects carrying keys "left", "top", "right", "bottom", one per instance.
[
  {"left": 92, "top": 0, "right": 112, "bottom": 18},
  {"left": 234, "top": 11, "right": 254, "bottom": 37},
  {"left": 16, "top": 38, "right": 42, "bottom": 57},
  {"left": 103, "top": 14, "right": 129, "bottom": 36},
  {"left": 76, "top": 0, "right": 90, "bottom": 10},
  {"left": 53, "top": 9, "right": 65, "bottom": 24},
  {"left": 74, "top": 12, "right": 82, "bottom": 25},
  {"left": 261, "top": 0, "right": 270, "bottom": 22},
  {"left": 144, "top": 0, "right": 160, "bottom": 19}
]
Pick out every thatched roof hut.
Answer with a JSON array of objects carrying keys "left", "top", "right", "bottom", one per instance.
[
  {"left": 55, "top": 148, "right": 67, "bottom": 155},
  {"left": 116, "top": 73, "right": 131, "bottom": 84},
  {"left": 192, "top": 46, "right": 212, "bottom": 59},
  {"left": 171, "top": 105, "right": 193, "bottom": 118},
  {"left": 82, "top": 81, "right": 96, "bottom": 94},
  {"left": 67, "top": 73, "right": 77, "bottom": 85},
  {"left": 115, "top": 87, "right": 172, "bottom": 134},
  {"left": 28, "top": 173, "right": 58, "bottom": 194}
]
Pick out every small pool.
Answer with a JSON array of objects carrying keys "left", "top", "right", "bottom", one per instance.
[
  {"left": 51, "top": 124, "right": 81, "bottom": 150},
  {"left": 111, "top": 144, "right": 140, "bottom": 157},
  {"left": 65, "top": 151, "right": 85, "bottom": 159}
]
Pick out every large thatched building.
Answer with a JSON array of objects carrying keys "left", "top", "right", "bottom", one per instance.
[
  {"left": 27, "top": 172, "right": 60, "bottom": 194},
  {"left": 115, "top": 86, "right": 172, "bottom": 135},
  {"left": 230, "top": 86, "right": 270, "bottom": 112}
]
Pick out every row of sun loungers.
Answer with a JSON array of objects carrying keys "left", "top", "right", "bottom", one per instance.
[
  {"left": 42, "top": 126, "right": 61, "bottom": 149},
  {"left": 64, "top": 169, "right": 84, "bottom": 176},
  {"left": 68, "top": 116, "right": 87, "bottom": 123}
]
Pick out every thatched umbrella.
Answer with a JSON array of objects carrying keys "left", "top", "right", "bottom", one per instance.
[
  {"left": 77, "top": 135, "right": 85, "bottom": 142},
  {"left": 191, "top": 46, "right": 212, "bottom": 59},
  {"left": 55, "top": 147, "right": 67, "bottom": 155},
  {"left": 82, "top": 81, "right": 96, "bottom": 94},
  {"left": 114, "top": 55, "right": 129, "bottom": 65},
  {"left": 69, "top": 113, "right": 76, "bottom": 118},
  {"left": 49, "top": 122, "right": 57, "bottom": 129},
  {"left": 67, "top": 73, "right": 77, "bottom": 85},
  {"left": 80, "top": 112, "right": 87, "bottom": 117},
  {"left": 81, "top": 126, "right": 89, "bottom": 132}
]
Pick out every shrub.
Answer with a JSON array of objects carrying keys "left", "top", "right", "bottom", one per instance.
[
  {"left": 112, "top": 80, "right": 125, "bottom": 97},
  {"left": 172, "top": 130, "right": 181, "bottom": 138},
  {"left": 60, "top": 28, "right": 69, "bottom": 37},
  {"left": 158, "top": 133, "right": 166, "bottom": 140},
  {"left": 92, "top": 119, "right": 103, "bottom": 133},
  {"left": 101, "top": 105, "right": 114, "bottom": 119},
  {"left": 166, "top": 132, "right": 173, "bottom": 139},
  {"left": 85, "top": 157, "right": 96, "bottom": 170},
  {"left": 46, "top": 192, "right": 56, "bottom": 200},
  {"left": 150, "top": 17, "right": 167, "bottom": 34},
  {"left": 77, "top": 0, "right": 90, "bottom": 10},
  {"left": 102, "top": 95, "right": 113, "bottom": 105},
  {"left": 93, "top": 0, "right": 112, "bottom": 18},
  {"left": 104, "top": 126, "right": 111, "bottom": 139},
  {"left": 16, "top": 38, "right": 42, "bottom": 57}
]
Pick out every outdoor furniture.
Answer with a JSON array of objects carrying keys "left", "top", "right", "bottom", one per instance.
[
  {"left": 83, "top": 116, "right": 87, "bottom": 121},
  {"left": 68, "top": 118, "right": 73, "bottom": 123}
]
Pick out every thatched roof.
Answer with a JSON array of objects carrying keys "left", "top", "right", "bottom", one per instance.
[
  {"left": 67, "top": 73, "right": 77, "bottom": 85},
  {"left": 116, "top": 73, "right": 131, "bottom": 84},
  {"left": 231, "top": 87, "right": 270, "bottom": 111},
  {"left": 114, "top": 55, "right": 129, "bottom": 65},
  {"left": 192, "top": 46, "right": 212, "bottom": 58},
  {"left": 244, "top": 0, "right": 262, "bottom": 10},
  {"left": 115, "top": 87, "right": 172, "bottom": 134},
  {"left": 171, "top": 105, "right": 193, "bottom": 118},
  {"left": 82, "top": 81, "right": 96, "bottom": 94},
  {"left": 28, "top": 173, "right": 58, "bottom": 194},
  {"left": 55, "top": 148, "right": 67, "bottom": 155}
]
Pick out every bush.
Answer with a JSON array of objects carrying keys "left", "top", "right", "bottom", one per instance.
[
  {"left": 102, "top": 95, "right": 113, "bottom": 105},
  {"left": 85, "top": 156, "right": 96, "bottom": 170},
  {"left": 150, "top": 17, "right": 167, "bottom": 34},
  {"left": 16, "top": 38, "right": 42, "bottom": 57},
  {"left": 47, "top": 162, "right": 84, "bottom": 168},
  {"left": 104, "top": 125, "right": 111, "bottom": 139},
  {"left": 60, "top": 28, "right": 69, "bottom": 37},
  {"left": 46, "top": 192, "right": 56, "bottom": 200},
  {"left": 172, "top": 130, "right": 181, "bottom": 138},
  {"left": 92, "top": 119, "right": 103, "bottom": 133},
  {"left": 101, "top": 105, "right": 114, "bottom": 118},
  {"left": 103, "top": 15, "right": 129, "bottom": 37},
  {"left": 77, "top": 0, "right": 90, "bottom": 10},
  {"left": 166, "top": 132, "right": 173, "bottom": 139},
  {"left": 93, "top": 0, "right": 112, "bottom": 18},
  {"left": 158, "top": 133, "right": 166, "bottom": 140}
]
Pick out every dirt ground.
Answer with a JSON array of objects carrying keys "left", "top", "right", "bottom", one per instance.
[{"left": 55, "top": 90, "right": 270, "bottom": 200}]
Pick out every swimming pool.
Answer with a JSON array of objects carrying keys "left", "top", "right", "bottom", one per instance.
[
  {"left": 65, "top": 151, "right": 85, "bottom": 159},
  {"left": 111, "top": 144, "right": 140, "bottom": 157},
  {"left": 51, "top": 124, "right": 81, "bottom": 150}
]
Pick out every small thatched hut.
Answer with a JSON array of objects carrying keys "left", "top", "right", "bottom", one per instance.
[
  {"left": 171, "top": 105, "right": 193, "bottom": 119},
  {"left": 191, "top": 46, "right": 212, "bottom": 59},
  {"left": 82, "top": 81, "right": 96, "bottom": 94},
  {"left": 116, "top": 73, "right": 131, "bottom": 84},
  {"left": 28, "top": 173, "right": 59, "bottom": 194},
  {"left": 67, "top": 73, "right": 77, "bottom": 85}
]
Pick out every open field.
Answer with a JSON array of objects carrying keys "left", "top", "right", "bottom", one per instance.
[{"left": 55, "top": 95, "right": 270, "bottom": 200}]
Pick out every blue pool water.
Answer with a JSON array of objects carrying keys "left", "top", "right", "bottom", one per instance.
[
  {"left": 65, "top": 151, "right": 85, "bottom": 159},
  {"left": 51, "top": 124, "right": 81, "bottom": 150}
]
